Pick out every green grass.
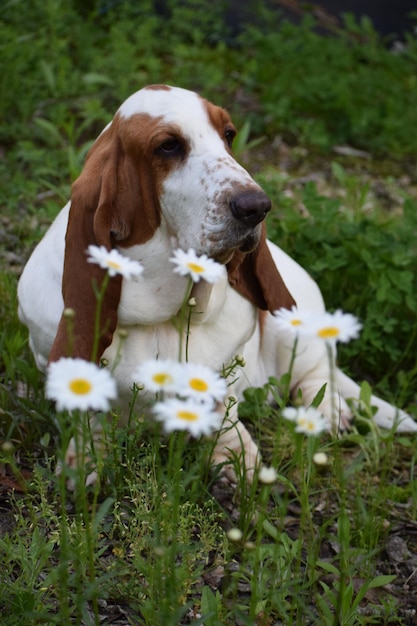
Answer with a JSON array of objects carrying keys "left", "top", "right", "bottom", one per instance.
[{"left": 1, "top": 1, "right": 417, "bottom": 624}]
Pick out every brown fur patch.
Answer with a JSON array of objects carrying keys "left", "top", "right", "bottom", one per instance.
[
  {"left": 202, "top": 99, "right": 236, "bottom": 154},
  {"left": 144, "top": 84, "right": 172, "bottom": 92}
]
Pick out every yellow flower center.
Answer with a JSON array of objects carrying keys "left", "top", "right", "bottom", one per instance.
[
  {"left": 186, "top": 262, "right": 204, "bottom": 274},
  {"left": 106, "top": 260, "right": 122, "bottom": 270},
  {"left": 291, "top": 319, "right": 302, "bottom": 327},
  {"left": 177, "top": 410, "right": 199, "bottom": 422},
  {"left": 317, "top": 326, "right": 340, "bottom": 339},
  {"left": 152, "top": 373, "right": 173, "bottom": 386},
  {"left": 69, "top": 378, "right": 92, "bottom": 395},
  {"left": 189, "top": 378, "right": 209, "bottom": 392},
  {"left": 298, "top": 418, "right": 315, "bottom": 431}
]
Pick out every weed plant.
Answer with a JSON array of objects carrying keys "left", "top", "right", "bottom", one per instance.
[{"left": 1, "top": 1, "right": 417, "bottom": 624}]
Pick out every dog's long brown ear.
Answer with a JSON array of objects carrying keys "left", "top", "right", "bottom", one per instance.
[
  {"left": 227, "top": 223, "right": 296, "bottom": 312},
  {"left": 48, "top": 116, "right": 161, "bottom": 364}
]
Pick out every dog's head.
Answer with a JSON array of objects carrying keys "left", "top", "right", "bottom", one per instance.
[{"left": 49, "top": 85, "right": 295, "bottom": 362}]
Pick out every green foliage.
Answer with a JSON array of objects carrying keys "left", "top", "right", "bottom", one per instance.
[
  {"left": 263, "top": 168, "right": 417, "bottom": 404},
  {"left": 238, "top": 15, "right": 417, "bottom": 154}
]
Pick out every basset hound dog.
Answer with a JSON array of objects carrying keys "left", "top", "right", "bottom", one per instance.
[{"left": 18, "top": 85, "right": 417, "bottom": 480}]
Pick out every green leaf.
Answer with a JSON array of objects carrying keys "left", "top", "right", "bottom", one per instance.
[
  {"left": 200, "top": 586, "right": 221, "bottom": 625},
  {"left": 359, "top": 380, "right": 372, "bottom": 406},
  {"left": 310, "top": 383, "right": 327, "bottom": 409},
  {"left": 33, "top": 118, "right": 63, "bottom": 147},
  {"left": 92, "top": 497, "right": 115, "bottom": 534},
  {"left": 82, "top": 72, "right": 115, "bottom": 87},
  {"left": 263, "top": 519, "right": 279, "bottom": 541},
  {"left": 316, "top": 560, "right": 340, "bottom": 576},
  {"left": 367, "top": 574, "right": 396, "bottom": 588}
]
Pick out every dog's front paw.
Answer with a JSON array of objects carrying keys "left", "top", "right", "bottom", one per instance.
[{"left": 211, "top": 417, "right": 261, "bottom": 484}]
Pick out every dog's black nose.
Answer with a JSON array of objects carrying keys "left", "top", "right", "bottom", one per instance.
[{"left": 229, "top": 190, "right": 271, "bottom": 228}]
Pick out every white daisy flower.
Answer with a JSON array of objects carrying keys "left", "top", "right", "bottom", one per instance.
[
  {"left": 134, "top": 359, "right": 185, "bottom": 394},
  {"left": 309, "top": 310, "right": 362, "bottom": 344},
  {"left": 46, "top": 357, "right": 117, "bottom": 412},
  {"left": 178, "top": 363, "right": 227, "bottom": 402},
  {"left": 152, "top": 397, "right": 222, "bottom": 437},
  {"left": 273, "top": 306, "right": 314, "bottom": 334},
  {"left": 86, "top": 245, "right": 144, "bottom": 279},
  {"left": 282, "top": 406, "right": 328, "bottom": 436},
  {"left": 169, "top": 248, "right": 224, "bottom": 283}
]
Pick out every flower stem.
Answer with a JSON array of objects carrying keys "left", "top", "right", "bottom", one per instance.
[
  {"left": 92, "top": 273, "right": 110, "bottom": 363},
  {"left": 177, "top": 278, "right": 193, "bottom": 362},
  {"left": 325, "top": 341, "right": 338, "bottom": 433}
]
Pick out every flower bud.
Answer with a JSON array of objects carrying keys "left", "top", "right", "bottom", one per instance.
[
  {"left": 258, "top": 466, "right": 278, "bottom": 484},
  {"left": 227, "top": 528, "right": 243, "bottom": 542},
  {"left": 2, "top": 440, "right": 14, "bottom": 454},
  {"left": 313, "top": 452, "right": 329, "bottom": 466}
]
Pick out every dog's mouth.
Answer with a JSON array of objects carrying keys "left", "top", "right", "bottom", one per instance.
[
  {"left": 238, "top": 230, "right": 261, "bottom": 253},
  {"left": 211, "top": 225, "right": 262, "bottom": 264}
]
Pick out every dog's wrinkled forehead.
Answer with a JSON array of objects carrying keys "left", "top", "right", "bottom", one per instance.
[{"left": 117, "top": 84, "right": 230, "bottom": 149}]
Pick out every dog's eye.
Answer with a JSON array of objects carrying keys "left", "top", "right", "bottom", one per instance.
[
  {"left": 157, "top": 138, "right": 182, "bottom": 155},
  {"left": 225, "top": 128, "right": 236, "bottom": 148}
]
